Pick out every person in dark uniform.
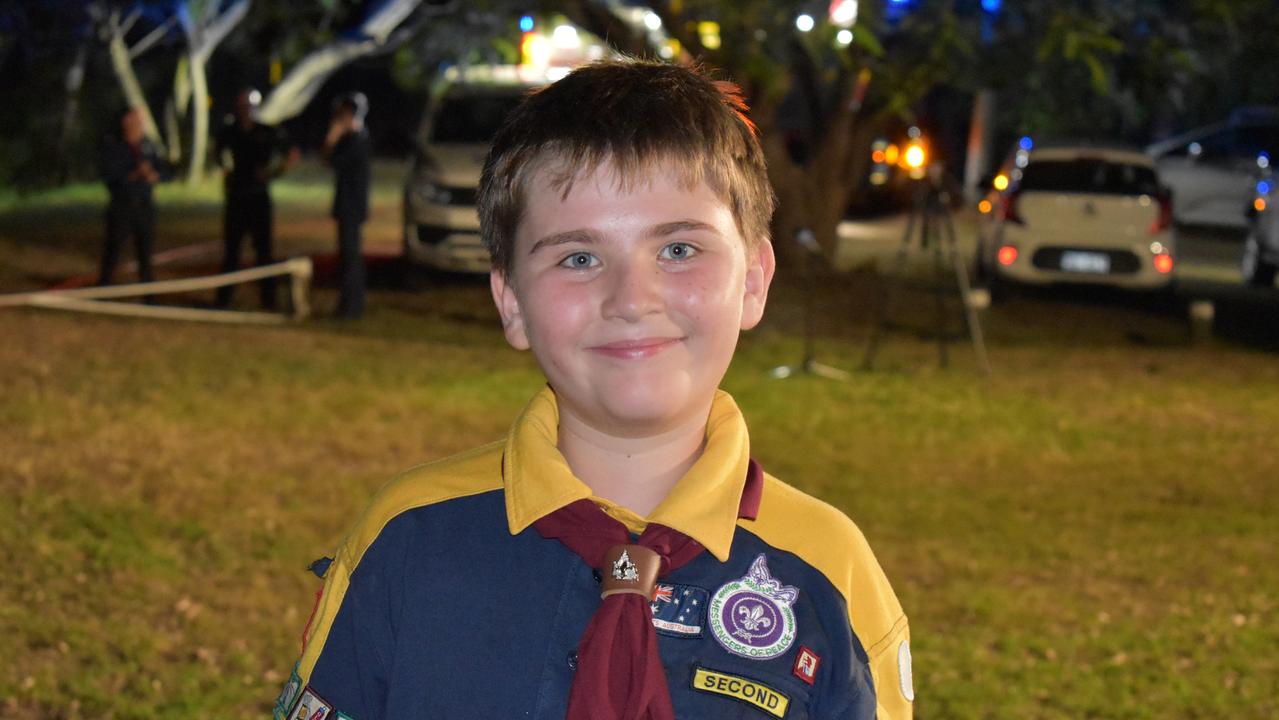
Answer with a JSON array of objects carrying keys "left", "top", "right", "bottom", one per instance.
[
  {"left": 214, "top": 88, "right": 299, "bottom": 309},
  {"left": 322, "top": 92, "right": 372, "bottom": 320},
  {"left": 99, "top": 107, "right": 169, "bottom": 287}
]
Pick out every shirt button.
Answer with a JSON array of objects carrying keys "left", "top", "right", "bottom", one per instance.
[
  {"left": 567, "top": 651, "right": 578, "bottom": 670},
  {"left": 591, "top": 569, "right": 603, "bottom": 584}
]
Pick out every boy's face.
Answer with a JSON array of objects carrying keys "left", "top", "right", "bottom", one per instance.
[{"left": 491, "top": 160, "right": 775, "bottom": 437}]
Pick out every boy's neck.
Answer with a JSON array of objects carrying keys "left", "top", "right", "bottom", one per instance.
[{"left": 557, "top": 403, "right": 712, "bottom": 518}]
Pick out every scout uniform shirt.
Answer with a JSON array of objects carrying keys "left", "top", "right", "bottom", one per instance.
[{"left": 275, "top": 388, "right": 912, "bottom": 720}]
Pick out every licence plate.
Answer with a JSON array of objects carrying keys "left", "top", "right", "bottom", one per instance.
[{"left": 1060, "top": 251, "right": 1111, "bottom": 274}]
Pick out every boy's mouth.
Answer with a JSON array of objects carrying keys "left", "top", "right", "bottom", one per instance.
[{"left": 588, "top": 337, "right": 684, "bottom": 360}]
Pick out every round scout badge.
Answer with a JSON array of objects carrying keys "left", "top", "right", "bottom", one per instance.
[{"left": 709, "top": 554, "right": 799, "bottom": 659}]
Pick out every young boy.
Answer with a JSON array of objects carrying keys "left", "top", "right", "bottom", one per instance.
[{"left": 275, "top": 59, "right": 911, "bottom": 720}]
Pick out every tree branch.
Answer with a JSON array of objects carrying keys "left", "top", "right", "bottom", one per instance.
[
  {"left": 359, "top": 0, "right": 424, "bottom": 44},
  {"left": 128, "top": 15, "right": 178, "bottom": 60},
  {"left": 257, "top": 0, "right": 453, "bottom": 125},
  {"left": 120, "top": 7, "right": 141, "bottom": 35},
  {"left": 193, "top": 0, "right": 249, "bottom": 63}
]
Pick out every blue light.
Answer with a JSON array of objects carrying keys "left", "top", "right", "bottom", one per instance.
[
  {"left": 981, "top": 0, "right": 1001, "bottom": 11},
  {"left": 1018, "top": 136, "right": 1034, "bottom": 151},
  {"left": 519, "top": 15, "right": 534, "bottom": 32},
  {"left": 1260, "top": 180, "right": 1272, "bottom": 195}
]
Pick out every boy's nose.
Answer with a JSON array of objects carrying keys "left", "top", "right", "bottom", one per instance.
[{"left": 601, "top": 262, "right": 663, "bottom": 321}]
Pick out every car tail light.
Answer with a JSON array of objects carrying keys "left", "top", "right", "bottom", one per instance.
[
  {"left": 999, "top": 190, "right": 1025, "bottom": 226},
  {"left": 997, "top": 245, "right": 1018, "bottom": 266},
  {"left": 1147, "top": 192, "right": 1173, "bottom": 235},
  {"left": 1153, "top": 253, "right": 1173, "bottom": 274}
]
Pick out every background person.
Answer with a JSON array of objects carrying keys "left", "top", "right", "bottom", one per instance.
[
  {"left": 98, "top": 107, "right": 169, "bottom": 288},
  {"left": 322, "top": 92, "right": 371, "bottom": 320},
  {"left": 214, "top": 88, "right": 299, "bottom": 310}
]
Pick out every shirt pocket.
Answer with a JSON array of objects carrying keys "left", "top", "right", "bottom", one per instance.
[{"left": 676, "top": 660, "right": 813, "bottom": 720}]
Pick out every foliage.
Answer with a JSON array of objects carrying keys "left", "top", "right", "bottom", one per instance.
[{"left": 1, "top": 182, "right": 1278, "bottom": 718}]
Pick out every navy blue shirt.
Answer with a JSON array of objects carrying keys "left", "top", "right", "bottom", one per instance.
[{"left": 275, "top": 390, "right": 912, "bottom": 720}]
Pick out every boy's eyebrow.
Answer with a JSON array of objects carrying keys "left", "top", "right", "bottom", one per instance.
[
  {"left": 529, "top": 229, "right": 600, "bottom": 255},
  {"left": 649, "top": 220, "right": 723, "bottom": 238}
]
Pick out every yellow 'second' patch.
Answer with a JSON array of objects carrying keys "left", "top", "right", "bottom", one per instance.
[{"left": 691, "top": 667, "right": 791, "bottom": 718}]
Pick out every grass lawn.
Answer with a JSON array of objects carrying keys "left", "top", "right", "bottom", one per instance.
[{"left": 1, "top": 172, "right": 1277, "bottom": 718}]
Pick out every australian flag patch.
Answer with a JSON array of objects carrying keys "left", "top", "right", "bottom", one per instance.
[{"left": 651, "top": 583, "right": 708, "bottom": 638}]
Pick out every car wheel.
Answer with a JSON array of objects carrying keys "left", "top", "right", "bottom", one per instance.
[{"left": 1242, "top": 234, "right": 1278, "bottom": 287}]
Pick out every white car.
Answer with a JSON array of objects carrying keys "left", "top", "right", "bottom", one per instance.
[
  {"left": 1242, "top": 172, "right": 1277, "bottom": 287},
  {"left": 1146, "top": 108, "right": 1279, "bottom": 229},
  {"left": 982, "top": 145, "right": 1176, "bottom": 291},
  {"left": 403, "top": 65, "right": 551, "bottom": 273}
]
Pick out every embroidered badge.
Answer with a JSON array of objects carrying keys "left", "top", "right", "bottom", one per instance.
[
  {"left": 898, "top": 639, "right": 915, "bottom": 702},
  {"left": 793, "top": 645, "right": 821, "bottom": 685},
  {"left": 709, "top": 554, "right": 799, "bottom": 660},
  {"left": 287, "top": 686, "right": 334, "bottom": 720},
  {"left": 612, "top": 549, "right": 639, "bottom": 581},
  {"left": 272, "top": 664, "right": 304, "bottom": 720},
  {"left": 649, "top": 582, "right": 708, "bottom": 638},
  {"left": 691, "top": 667, "right": 790, "bottom": 718}
]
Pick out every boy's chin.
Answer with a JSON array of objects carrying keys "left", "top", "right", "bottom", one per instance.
[{"left": 583, "top": 386, "right": 714, "bottom": 437}]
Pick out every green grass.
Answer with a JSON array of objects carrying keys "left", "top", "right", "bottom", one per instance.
[{"left": 1, "top": 184, "right": 1277, "bottom": 718}]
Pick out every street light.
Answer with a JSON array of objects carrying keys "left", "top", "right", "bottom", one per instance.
[
  {"left": 795, "top": 14, "right": 815, "bottom": 32},
  {"left": 829, "top": 0, "right": 859, "bottom": 27}
]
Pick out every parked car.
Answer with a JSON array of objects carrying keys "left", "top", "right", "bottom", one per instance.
[
  {"left": 1241, "top": 172, "right": 1277, "bottom": 286},
  {"left": 980, "top": 144, "right": 1176, "bottom": 291},
  {"left": 403, "top": 65, "right": 551, "bottom": 273},
  {"left": 1146, "top": 107, "right": 1279, "bottom": 229}
]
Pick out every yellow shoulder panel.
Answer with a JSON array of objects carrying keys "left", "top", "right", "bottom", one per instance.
[
  {"left": 297, "top": 440, "right": 505, "bottom": 681},
  {"left": 336, "top": 440, "right": 505, "bottom": 570},
  {"left": 738, "top": 474, "right": 912, "bottom": 719}
]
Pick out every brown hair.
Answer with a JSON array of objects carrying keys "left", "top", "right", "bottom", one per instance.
[{"left": 478, "top": 57, "right": 775, "bottom": 276}]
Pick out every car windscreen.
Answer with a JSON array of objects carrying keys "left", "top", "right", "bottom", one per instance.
[
  {"left": 429, "top": 93, "right": 525, "bottom": 144},
  {"left": 1020, "top": 159, "right": 1160, "bottom": 196}
]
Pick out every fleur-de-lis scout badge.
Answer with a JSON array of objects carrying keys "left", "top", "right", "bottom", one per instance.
[{"left": 709, "top": 554, "right": 799, "bottom": 659}]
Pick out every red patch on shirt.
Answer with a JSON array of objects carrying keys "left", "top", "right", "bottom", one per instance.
[{"left": 793, "top": 645, "right": 821, "bottom": 685}]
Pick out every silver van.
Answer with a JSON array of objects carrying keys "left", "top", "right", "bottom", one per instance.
[{"left": 403, "top": 66, "right": 551, "bottom": 273}]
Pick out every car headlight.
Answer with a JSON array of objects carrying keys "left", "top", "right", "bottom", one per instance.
[{"left": 414, "top": 177, "right": 452, "bottom": 205}]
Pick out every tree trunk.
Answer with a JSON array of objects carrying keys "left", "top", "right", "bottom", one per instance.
[
  {"left": 165, "top": 56, "right": 191, "bottom": 165},
  {"left": 164, "top": 97, "right": 183, "bottom": 166},
  {"left": 754, "top": 70, "right": 884, "bottom": 273},
  {"left": 186, "top": 51, "right": 209, "bottom": 184},
  {"left": 106, "top": 31, "right": 165, "bottom": 151}
]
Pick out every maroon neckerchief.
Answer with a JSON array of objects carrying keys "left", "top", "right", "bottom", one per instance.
[{"left": 533, "top": 459, "right": 763, "bottom": 720}]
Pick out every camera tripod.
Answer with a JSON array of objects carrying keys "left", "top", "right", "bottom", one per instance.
[
  {"left": 770, "top": 228, "right": 851, "bottom": 381},
  {"left": 861, "top": 167, "right": 991, "bottom": 375}
]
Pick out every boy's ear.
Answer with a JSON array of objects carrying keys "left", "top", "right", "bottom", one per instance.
[
  {"left": 740, "top": 239, "right": 776, "bottom": 331},
  {"left": 490, "top": 269, "right": 531, "bottom": 350}
]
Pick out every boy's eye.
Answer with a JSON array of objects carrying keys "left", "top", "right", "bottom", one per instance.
[
  {"left": 559, "top": 252, "right": 599, "bottom": 269},
  {"left": 659, "top": 242, "right": 698, "bottom": 261}
]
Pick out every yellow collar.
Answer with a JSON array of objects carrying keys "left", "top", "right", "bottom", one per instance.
[{"left": 503, "top": 386, "right": 751, "bottom": 562}]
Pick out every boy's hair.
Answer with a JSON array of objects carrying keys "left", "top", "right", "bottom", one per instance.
[{"left": 478, "top": 58, "right": 776, "bottom": 276}]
